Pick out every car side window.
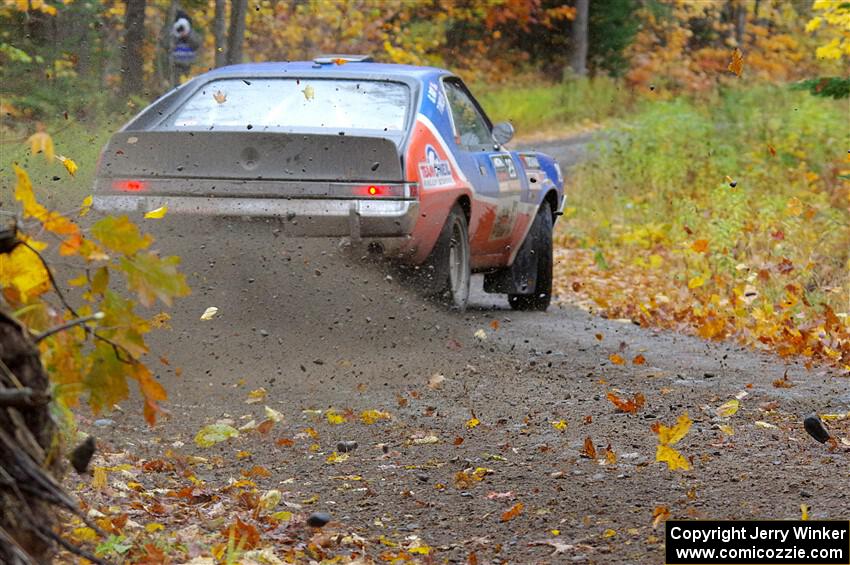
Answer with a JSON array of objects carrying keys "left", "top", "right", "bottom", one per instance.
[{"left": 443, "top": 80, "right": 493, "bottom": 152}]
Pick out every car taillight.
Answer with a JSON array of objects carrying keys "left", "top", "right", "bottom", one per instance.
[
  {"left": 345, "top": 183, "right": 415, "bottom": 198},
  {"left": 112, "top": 180, "right": 147, "bottom": 192}
]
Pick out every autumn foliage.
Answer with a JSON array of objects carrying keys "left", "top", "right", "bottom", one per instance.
[{"left": 1, "top": 167, "right": 189, "bottom": 425}]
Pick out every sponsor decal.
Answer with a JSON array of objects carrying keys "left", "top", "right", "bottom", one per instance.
[
  {"left": 418, "top": 144, "right": 454, "bottom": 188},
  {"left": 491, "top": 200, "right": 518, "bottom": 240},
  {"left": 490, "top": 155, "right": 518, "bottom": 181},
  {"left": 427, "top": 82, "right": 438, "bottom": 104},
  {"left": 436, "top": 90, "right": 447, "bottom": 114}
]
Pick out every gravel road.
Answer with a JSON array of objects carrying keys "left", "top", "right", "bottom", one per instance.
[{"left": 83, "top": 134, "right": 849, "bottom": 563}]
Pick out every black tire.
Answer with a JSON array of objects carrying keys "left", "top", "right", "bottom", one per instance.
[
  {"left": 423, "top": 204, "right": 471, "bottom": 311},
  {"left": 508, "top": 204, "right": 553, "bottom": 311}
]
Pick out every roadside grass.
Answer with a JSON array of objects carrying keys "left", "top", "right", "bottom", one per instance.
[
  {"left": 475, "top": 76, "right": 639, "bottom": 139},
  {"left": 554, "top": 85, "right": 850, "bottom": 370},
  {"left": 2, "top": 117, "right": 123, "bottom": 206}
]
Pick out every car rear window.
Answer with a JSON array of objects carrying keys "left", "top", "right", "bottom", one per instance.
[{"left": 165, "top": 78, "right": 409, "bottom": 132}]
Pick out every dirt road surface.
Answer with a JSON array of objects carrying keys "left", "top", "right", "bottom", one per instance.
[{"left": 81, "top": 135, "right": 848, "bottom": 564}]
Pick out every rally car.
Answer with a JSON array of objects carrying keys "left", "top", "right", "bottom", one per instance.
[{"left": 92, "top": 55, "right": 565, "bottom": 311}]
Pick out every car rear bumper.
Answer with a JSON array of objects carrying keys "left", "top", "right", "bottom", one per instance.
[{"left": 92, "top": 195, "right": 419, "bottom": 238}]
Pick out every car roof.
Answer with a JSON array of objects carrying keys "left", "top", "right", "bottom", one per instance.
[{"left": 204, "top": 61, "right": 450, "bottom": 81}]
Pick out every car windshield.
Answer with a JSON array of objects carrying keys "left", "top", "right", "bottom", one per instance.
[{"left": 165, "top": 78, "right": 409, "bottom": 132}]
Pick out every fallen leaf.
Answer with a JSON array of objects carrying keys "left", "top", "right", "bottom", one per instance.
[
  {"left": 633, "top": 354, "right": 646, "bottom": 365},
  {"left": 603, "top": 528, "right": 616, "bottom": 538},
  {"left": 302, "top": 85, "right": 315, "bottom": 100},
  {"left": 552, "top": 420, "right": 568, "bottom": 432},
  {"left": 326, "top": 409, "right": 346, "bottom": 425},
  {"left": 609, "top": 353, "right": 625, "bottom": 365},
  {"left": 688, "top": 276, "right": 705, "bottom": 289},
  {"left": 500, "top": 502, "right": 523, "bottom": 522},
  {"left": 361, "top": 409, "right": 391, "bottom": 425},
  {"left": 466, "top": 417, "right": 480, "bottom": 429},
  {"left": 652, "top": 505, "right": 670, "bottom": 528},
  {"left": 473, "top": 328, "right": 487, "bottom": 340},
  {"left": 200, "top": 306, "right": 218, "bottom": 320},
  {"left": 144, "top": 206, "right": 168, "bottom": 219},
  {"left": 213, "top": 90, "right": 227, "bottom": 104},
  {"left": 755, "top": 421, "right": 778, "bottom": 429},
  {"left": 194, "top": 423, "right": 239, "bottom": 448},
  {"left": 654, "top": 413, "right": 692, "bottom": 471},
  {"left": 801, "top": 504, "right": 809, "bottom": 521},
  {"left": 716, "top": 399, "right": 739, "bottom": 418},
  {"left": 580, "top": 436, "right": 597, "bottom": 459},
  {"left": 718, "top": 424, "right": 734, "bottom": 435},
  {"left": 246, "top": 388, "right": 267, "bottom": 404},
  {"left": 264, "top": 405, "right": 283, "bottom": 423},
  {"left": 489, "top": 319, "right": 500, "bottom": 330},
  {"left": 691, "top": 239, "right": 709, "bottom": 253},
  {"left": 656, "top": 444, "right": 690, "bottom": 471},
  {"left": 428, "top": 373, "right": 445, "bottom": 389},
  {"left": 607, "top": 391, "right": 645, "bottom": 414},
  {"left": 326, "top": 451, "right": 349, "bottom": 464}
]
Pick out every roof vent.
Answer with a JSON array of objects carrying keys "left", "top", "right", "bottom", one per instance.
[{"left": 313, "top": 54, "right": 374, "bottom": 65}]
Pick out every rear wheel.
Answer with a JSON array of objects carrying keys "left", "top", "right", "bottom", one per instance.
[
  {"left": 508, "top": 204, "right": 553, "bottom": 311},
  {"left": 424, "top": 204, "right": 470, "bottom": 311}
]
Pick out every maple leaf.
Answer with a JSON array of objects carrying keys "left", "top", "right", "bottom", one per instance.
[
  {"left": 119, "top": 252, "right": 190, "bottom": 308},
  {"left": 653, "top": 413, "right": 692, "bottom": 471},
  {"left": 606, "top": 391, "right": 645, "bottom": 414},
  {"left": 91, "top": 216, "right": 153, "bottom": 255}
]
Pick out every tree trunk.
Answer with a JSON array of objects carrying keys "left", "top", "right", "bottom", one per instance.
[
  {"left": 121, "top": 0, "right": 147, "bottom": 96},
  {"left": 214, "top": 0, "right": 228, "bottom": 67},
  {"left": 156, "top": 0, "right": 179, "bottom": 91},
  {"left": 734, "top": 1, "right": 746, "bottom": 46},
  {"left": 226, "top": 0, "right": 248, "bottom": 65},
  {"left": 0, "top": 310, "right": 62, "bottom": 564},
  {"left": 570, "top": 0, "right": 589, "bottom": 76}
]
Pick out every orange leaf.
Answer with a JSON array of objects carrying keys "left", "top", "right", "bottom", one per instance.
[
  {"left": 580, "top": 436, "right": 597, "bottom": 459},
  {"left": 727, "top": 47, "right": 743, "bottom": 76},
  {"left": 632, "top": 354, "right": 646, "bottom": 365},
  {"left": 652, "top": 505, "right": 670, "bottom": 528},
  {"left": 691, "top": 239, "right": 709, "bottom": 253},
  {"left": 276, "top": 438, "right": 294, "bottom": 447},
  {"left": 609, "top": 353, "right": 625, "bottom": 365},
  {"left": 606, "top": 391, "right": 645, "bottom": 414},
  {"left": 490, "top": 319, "right": 500, "bottom": 330},
  {"left": 221, "top": 517, "right": 260, "bottom": 550},
  {"left": 500, "top": 502, "right": 523, "bottom": 522}
]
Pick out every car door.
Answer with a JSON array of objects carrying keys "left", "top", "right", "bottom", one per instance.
[{"left": 441, "top": 78, "right": 523, "bottom": 264}]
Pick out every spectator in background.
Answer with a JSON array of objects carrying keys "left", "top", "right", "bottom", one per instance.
[{"left": 170, "top": 10, "right": 201, "bottom": 86}]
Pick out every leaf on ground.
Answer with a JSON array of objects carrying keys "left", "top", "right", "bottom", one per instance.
[
  {"left": 221, "top": 517, "right": 260, "bottom": 550},
  {"left": 245, "top": 388, "right": 267, "bottom": 404},
  {"left": 200, "top": 306, "right": 218, "bottom": 320},
  {"left": 428, "top": 373, "right": 445, "bottom": 389},
  {"left": 688, "top": 276, "right": 705, "bottom": 289},
  {"left": 466, "top": 417, "right": 480, "bottom": 429},
  {"left": 580, "top": 436, "right": 597, "bottom": 459},
  {"left": 264, "top": 406, "right": 283, "bottom": 423},
  {"left": 652, "top": 505, "right": 670, "bottom": 528},
  {"left": 195, "top": 423, "right": 239, "bottom": 448},
  {"left": 608, "top": 353, "right": 625, "bottom": 365},
  {"left": 716, "top": 399, "right": 739, "bottom": 418},
  {"left": 606, "top": 391, "right": 645, "bottom": 414},
  {"left": 656, "top": 444, "right": 690, "bottom": 471},
  {"left": 326, "top": 451, "right": 349, "bottom": 464},
  {"left": 552, "top": 420, "right": 567, "bottom": 431},
  {"left": 361, "top": 409, "right": 391, "bottom": 424},
  {"left": 632, "top": 354, "right": 646, "bottom": 365},
  {"left": 691, "top": 239, "right": 709, "bottom": 253},
  {"left": 500, "top": 502, "right": 523, "bottom": 522}
]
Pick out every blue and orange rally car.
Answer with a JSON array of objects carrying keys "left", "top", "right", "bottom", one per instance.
[{"left": 93, "top": 55, "right": 565, "bottom": 311}]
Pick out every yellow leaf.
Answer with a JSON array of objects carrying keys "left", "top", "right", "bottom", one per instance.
[
  {"left": 326, "top": 409, "right": 345, "bottom": 425},
  {"left": 245, "top": 388, "right": 267, "bottom": 404},
  {"left": 755, "top": 421, "right": 777, "bottom": 429},
  {"left": 716, "top": 399, "right": 739, "bottom": 418},
  {"left": 688, "top": 276, "right": 705, "bottom": 289},
  {"left": 655, "top": 413, "right": 692, "bottom": 446},
  {"left": 360, "top": 409, "right": 391, "bottom": 425},
  {"left": 603, "top": 528, "right": 617, "bottom": 538},
  {"left": 609, "top": 353, "right": 625, "bottom": 365},
  {"left": 194, "top": 423, "right": 239, "bottom": 447},
  {"left": 92, "top": 467, "right": 108, "bottom": 489},
  {"left": 801, "top": 504, "right": 809, "bottom": 521},
  {"left": 57, "top": 155, "right": 78, "bottom": 176},
  {"left": 72, "top": 527, "right": 98, "bottom": 542},
  {"left": 326, "top": 451, "right": 349, "bottom": 464},
  {"left": 145, "top": 522, "right": 165, "bottom": 533},
  {"left": 551, "top": 420, "right": 567, "bottom": 432},
  {"left": 718, "top": 424, "right": 734, "bottom": 436},
  {"left": 691, "top": 239, "right": 709, "bottom": 253},
  {"left": 0, "top": 243, "right": 51, "bottom": 301},
  {"left": 466, "top": 417, "right": 480, "bottom": 429},
  {"left": 408, "top": 543, "right": 431, "bottom": 555},
  {"left": 80, "top": 195, "right": 93, "bottom": 217},
  {"left": 655, "top": 444, "right": 690, "bottom": 471},
  {"left": 786, "top": 197, "right": 803, "bottom": 217},
  {"left": 259, "top": 489, "right": 281, "bottom": 511},
  {"left": 264, "top": 405, "right": 284, "bottom": 423},
  {"left": 272, "top": 510, "right": 293, "bottom": 521},
  {"left": 144, "top": 206, "right": 168, "bottom": 219},
  {"left": 551, "top": 529, "right": 560, "bottom": 536}
]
